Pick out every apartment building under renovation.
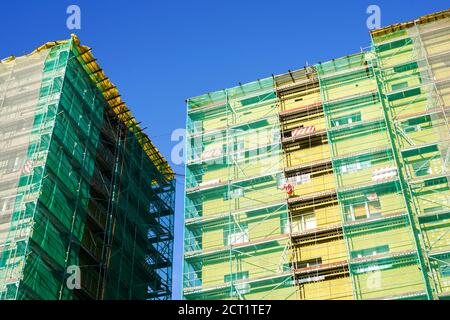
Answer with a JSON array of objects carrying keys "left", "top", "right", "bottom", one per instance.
[
  {"left": 183, "top": 9, "right": 450, "bottom": 300},
  {"left": 0, "top": 35, "right": 175, "bottom": 299}
]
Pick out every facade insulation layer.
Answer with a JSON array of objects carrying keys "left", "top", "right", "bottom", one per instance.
[{"left": 183, "top": 9, "right": 450, "bottom": 300}]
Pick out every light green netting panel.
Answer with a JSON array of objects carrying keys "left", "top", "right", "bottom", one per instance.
[
  {"left": 0, "top": 46, "right": 56, "bottom": 299},
  {"left": 370, "top": 19, "right": 450, "bottom": 299},
  {"left": 184, "top": 77, "right": 295, "bottom": 300},
  {"left": 316, "top": 51, "right": 428, "bottom": 300}
]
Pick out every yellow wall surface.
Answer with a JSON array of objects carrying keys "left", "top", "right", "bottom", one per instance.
[
  {"left": 189, "top": 107, "right": 228, "bottom": 133},
  {"left": 337, "top": 159, "right": 395, "bottom": 188},
  {"left": 189, "top": 94, "right": 278, "bottom": 134},
  {"left": 390, "top": 96, "right": 429, "bottom": 119},
  {"left": 420, "top": 19, "right": 450, "bottom": 56},
  {"left": 298, "top": 275, "right": 352, "bottom": 300},
  {"left": 354, "top": 264, "right": 425, "bottom": 299},
  {"left": 291, "top": 202, "right": 341, "bottom": 228},
  {"left": 423, "top": 220, "right": 450, "bottom": 253},
  {"left": 280, "top": 88, "right": 320, "bottom": 112},
  {"left": 187, "top": 15, "right": 450, "bottom": 300},
  {"left": 243, "top": 284, "right": 299, "bottom": 300},
  {"left": 323, "top": 78, "right": 376, "bottom": 102},
  {"left": 232, "top": 101, "right": 278, "bottom": 125},
  {"left": 433, "top": 264, "right": 450, "bottom": 296},
  {"left": 201, "top": 164, "right": 228, "bottom": 184},
  {"left": 284, "top": 113, "right": 327, "bottom": 132},
  {"left": 198, "top": 177, "right": 284, "bottom": 217},
  {"left": 378, "top": 192, "right": 407, "bottom": 214},
  {"left": 378, "top": 46, "right": 416, "bottom": 69},
  {"left": 415, "top": 184, "right": 450, "bottom": 215},
  {"left": 233, "top": 152, "right": 283, "bottom": 179},
  {"left": 285, "top": 141, "right": 330, "bottom": 167},
  {"left": 328, "top": 102, "right": 383, "bottom": 125},
  {"left": 295, "top": 236, "right": 347, "bottom": 265},
  {"left": 330, "top": 128, "right": 389, "bottom": 158},
  {"left": 386, "top": 70, "right": 422, "bottom": 92},
  {"left": 201, "top": 239, "right": 289, "bottom": 287},
  {"left": 199, "top": 145, "right": 283, "bottom": 185},
  {"left": 348, "top": 226, "right": 415, "bottom": 255},
  {"left": 341, "top": 190, "right": 406, "bottom": 223},
  {"left": 401, "top": 119, "right": 445, "bottom": 145},
  {"left": 290, "top": 169, "right": 334, "bottom": 197},
  {"left": 201, "top": 212, "right": 286, "bottom": 250}
]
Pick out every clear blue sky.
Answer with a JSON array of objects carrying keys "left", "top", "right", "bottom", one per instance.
[{"left": 1, "top": 0, "right": 448, "bottom": 299}]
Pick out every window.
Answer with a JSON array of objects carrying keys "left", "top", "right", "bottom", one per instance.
[
  {"left": 0, "top": 160, "right": 7, "bottom": 171},
  {"left": 224, "top": 271, "right": 250, "bottom": 296},
  {"left": 341, "top": 160, "right": 371, "bottom": 174},
  {"left": 236, "top": 140, "right": 245, "bottom": 159},
  {"left": 281, "top": 215, "right": 290, "bottom": 234},
  {"left": 297, "top": 258, "right": 322, "bottom": 269},
  {"left": 294, "top": 173, "right": 311, "bottom": 185},
  {"left": 280, "top": 173, "right": 311, "bottom": 188},
  {"left": 412, "top": 160, "right": 431, "bottom": 177},
  {"left": 391, "top": 81, "right": 408, "bottom": 91},
  {"left": 367, "top": 200, "right": 382, "bottom": 217},
  {"left": 233, "top": 137, "right": 245, "bottom": 150},
  {"left": 351, "top": 245, "right": 389, "bottom": 259},
  {"left": 346, "top": 198, "right": 382, "bottom": 221},
  {"left": 403, "top": 124, "right": 421, "bottom": 133},
  {"left": 58, "top": 51, "right": 69, "bottom": 67},
  {"left": 281, "top": 262, "right": 293, "bottom": 272},
  {"left": 440, "top": 259, "right": 450, "bottom": 277},
  {"left": 290, "top": 213, "right": 317, "bottom": 233},
  {"left": 51, "top": 76, "right": 63, "bottom": 94},
  {"left": 296, "top": 275, "right": 326, "bottom": 284},
  {"left": 225, "top": 223, "right": 249, "bottom": 246},
  {"left": 190, "top": 120, "right": 203, "bottom": 134},
  {"left": 271, "top": 129, "right": 281, "bottom": 142},
  {"left": 331, "top": 112, "right": 361, "bottom": 127},
  {"left": 13, "top": 157, "right": 20, "bottom": 171},
  {"left": 185, "top": 229, "right": 201, "bottom": 252},
  {"left": 46, "top": 104, "right": 57, "bottom": 119},
  {"left": 224, "top": 188, "right": 244, "bottom": 200},
  {"left": 349, "top": 202, "right": 369, "bottom": 221},
  {"left": 276, "top": 173, "right": 285, "bottom": 188},
  {"left": 184, "top": 263, "right": 201, "bottom": 288},
  {"left": 0, "top": 197, "right": 12, "bottom": 213},
  {"left": 393, "top": 62, "right": 418, "bottom": 73},
  {"left": 424, "top": 206, "right": 444, "bottom": 214}
]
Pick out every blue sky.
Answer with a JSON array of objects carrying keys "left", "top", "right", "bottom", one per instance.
[{"left": 1, "top": 0, "right": 448, "bottom": 299}]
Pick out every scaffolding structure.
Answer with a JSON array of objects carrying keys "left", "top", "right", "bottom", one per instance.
[
  {"left": 277, "top": 66, "right": 351, "bottom": 300},
  {"left": 370, "top": 9, "right": 450, "bottom": 299},
  {"left": 183, "top": 8, "right": 450, "bottom": 300},
  {"left": 0, "top": 35, "right": 175, "bottom": 300},
  {"left": 184, "top": 78, "right": 297, "bottom": 299}
]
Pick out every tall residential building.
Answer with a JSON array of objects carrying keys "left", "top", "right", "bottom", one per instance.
[
  {"left": 0, "top": 35, "right": 175, "bottom": 300},
  {"left": 183, "top": 9, "right": 450, "bottom": 300}
]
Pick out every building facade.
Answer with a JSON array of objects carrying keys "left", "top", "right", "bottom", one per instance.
[
  {"left": 183, "top": 9, "right": 450, "bottom": 300},
  {"left": 0, "top": 35, "right": 175, "bottom": 300}
]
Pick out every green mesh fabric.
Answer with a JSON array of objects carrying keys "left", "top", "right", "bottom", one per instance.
[{"left": 0, "top": 39, "right": 174, "bottom": 300}]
